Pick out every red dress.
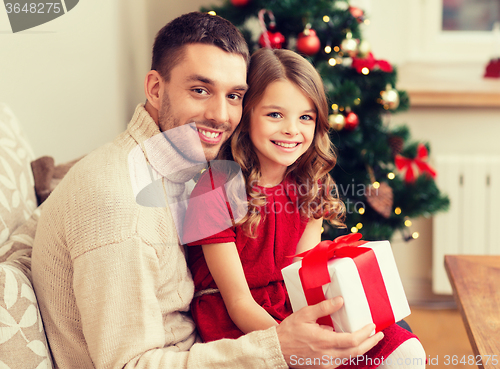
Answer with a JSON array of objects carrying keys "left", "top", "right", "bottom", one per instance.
[
  {"left": 184, "top": 173, "right": 418, "bottom": 369},
  {"left": 185, "top": 174, "right": 307, "bottom": 342}
]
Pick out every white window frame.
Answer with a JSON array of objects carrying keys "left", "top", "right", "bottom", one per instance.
[{"left": 408, "top": 0, "right": 500, "bottom": 63}]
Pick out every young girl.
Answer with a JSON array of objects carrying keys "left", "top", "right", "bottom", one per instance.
[{"left": 184, "top": 48, "right": 424, "bottom": 368}]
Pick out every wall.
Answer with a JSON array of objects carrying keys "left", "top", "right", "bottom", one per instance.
[
  {"left": 0, "top": 0, "right": 126, "bottom": 163},
  {"left": 144, "top": 0, "right": 219, "bottom": 45},
  {"left": 0, "top": 0, "right": 221, "bottom": 163}
]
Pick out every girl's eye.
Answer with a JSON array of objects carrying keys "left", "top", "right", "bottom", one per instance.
[
  {"left": 268, "top": 112, "right": 282, "bottom": 119},
  {"left": 300, "top": 114, "right": 314, "bottom": 121}
]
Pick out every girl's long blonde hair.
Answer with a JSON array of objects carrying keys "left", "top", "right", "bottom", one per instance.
[{"left": 220, "top": 48, "right": 346, "bottom": 237}]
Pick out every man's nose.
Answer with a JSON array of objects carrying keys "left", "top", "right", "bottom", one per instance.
[{"left": 205, "top": 95, "right": 230, "bottom": 125}]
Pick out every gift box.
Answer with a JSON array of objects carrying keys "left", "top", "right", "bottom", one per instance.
[{"left": 282, "top": 233, "right": 410, "bottom": 334}]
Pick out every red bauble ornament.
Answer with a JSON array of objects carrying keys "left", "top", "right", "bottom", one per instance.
[
  {"left": 231, "top": 0, "right": 250, "bottom": 6},
  {"left": 259, "top": 30, "right": 285, "bottom": 49},
  {"left": 296, "top": 29, "right": 321, "bottom": 56},
  {"left": 344, "top": 112, "right": 359, "bottom": 131},
  {"left": 349, "top": 6, "right": 365, "bottom": 22}
]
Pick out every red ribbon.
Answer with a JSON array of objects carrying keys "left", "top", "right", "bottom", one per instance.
[
  {"left": 395, "top": 144, "right": 437, "bottom": 183},
  {"left": 293, "top": 233, "right": 395, "bottom": 332},
  {"left": 352, "top": 52, "right": 393, "bottom": 73}
]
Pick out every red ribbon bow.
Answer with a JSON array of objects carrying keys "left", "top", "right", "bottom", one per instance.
[
  {"left": 293, "top": 233, "right": 395, "bottom": 331},
  {"left": 352, "top": 52, "right": 393, "bottom": 74},
  {"left": 395, "top": 144, "right": 437, "bottom": 183}
]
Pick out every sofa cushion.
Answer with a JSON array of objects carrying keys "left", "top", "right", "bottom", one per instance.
[
  {"left": 0, "top": 207, "right": 41, "bottom": 270},
  {"left": 0, "top": 103, "right": 37, "bottom": 251},
  {"left": 0, "top": 260, "right": 53, "bottom": 368}
]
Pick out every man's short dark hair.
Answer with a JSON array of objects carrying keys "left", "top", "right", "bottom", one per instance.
[{"left": 151, "top": 12, "right": 250, "bottom": 81}]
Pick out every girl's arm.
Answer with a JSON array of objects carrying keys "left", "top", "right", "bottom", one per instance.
[
  {"left": 293, "top": 217, "right": 323, "bottom": 262},
  {"left": 202, "top": 242, "right": 279, "bottom": 333}
]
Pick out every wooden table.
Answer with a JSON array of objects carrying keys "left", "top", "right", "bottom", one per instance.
[{"left": 444, "top": 255, "right": 500, "bottom": 369}]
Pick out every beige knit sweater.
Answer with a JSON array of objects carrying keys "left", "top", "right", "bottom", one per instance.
[{"left": 32, "top": 105, "right": 288, "bottom": 369}]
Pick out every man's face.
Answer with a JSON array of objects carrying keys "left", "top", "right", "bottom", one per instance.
[{"left": 158, "top": 43, "right": 248, "bottom": 161}]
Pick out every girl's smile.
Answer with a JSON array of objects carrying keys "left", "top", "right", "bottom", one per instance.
[
  {"left": 249, "top": 79, "right": 316, "bottom": 184},
  {"left": 271, "top": 140, "right": 300, "bottom": 149}
]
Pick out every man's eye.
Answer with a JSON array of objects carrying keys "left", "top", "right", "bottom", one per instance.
[
  {"left": 228, "top": 93, "right": 242, "bottom": 101},
  {"left": 193, "top": 88, "right": 208, "bottom": 95},
  {"left": 268, "top": 112, "right": 282, "bottom": 118}
]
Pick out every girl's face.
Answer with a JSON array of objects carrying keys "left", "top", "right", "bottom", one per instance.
[{"left": 249, "top": 79, "right": 316, "bottom": 181}]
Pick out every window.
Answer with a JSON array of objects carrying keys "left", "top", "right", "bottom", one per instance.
[
  {"left": 442, "top": 0, "right": 500, "bottom": 31},
  {"left": 406, "top": 0, "right": 500, "bottom": 63}
]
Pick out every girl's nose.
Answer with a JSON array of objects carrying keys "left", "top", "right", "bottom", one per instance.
[{"left": 282, "top": 119, "right": 299, "bottom": 136}]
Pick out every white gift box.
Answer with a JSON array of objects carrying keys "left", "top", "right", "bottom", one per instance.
[{"left": 282, "top": 240, "right": 411, "bottom": 333}]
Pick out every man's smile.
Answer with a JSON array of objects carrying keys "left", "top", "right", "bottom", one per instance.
[
  {"left": 198, "top": 128, "right": 222, "bottom": 139},
  {"left": 197, "top": 127, "right": 224, "bottom": 144}
]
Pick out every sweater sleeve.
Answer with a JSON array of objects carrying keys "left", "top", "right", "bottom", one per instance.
[{"left": 72, "top": 237, "right": 288, "bottom": 369}]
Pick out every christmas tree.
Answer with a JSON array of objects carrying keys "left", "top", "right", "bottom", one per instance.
[{"left": 202, "top": 0, "right": 449, "bottom": 241}]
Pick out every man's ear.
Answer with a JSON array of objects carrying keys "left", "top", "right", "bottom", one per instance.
[{"left": 144, "top": 70, "right": 163, "bottom": 111}]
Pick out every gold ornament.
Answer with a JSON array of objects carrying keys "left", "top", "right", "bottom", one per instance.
[
  {"left": 380, "top": 84, "right": 400, "bottom": 110},
  {"left": 329, "top": 113, "right": 345, "bottom": 130},
  {"left": 340, "top": 31, "right": 358, "bottom": 57}
]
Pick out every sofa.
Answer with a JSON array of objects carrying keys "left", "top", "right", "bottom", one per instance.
[{"left": 0, "top": 103, "right": 54, "bottom": 368}]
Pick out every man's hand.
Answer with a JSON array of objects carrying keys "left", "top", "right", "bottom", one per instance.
[{"left": 276, "top": 297, "right": 384, "bottom": 368}]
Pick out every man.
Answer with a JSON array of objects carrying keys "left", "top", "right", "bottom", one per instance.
[{"left": 32, "top": 12, "right": 383, "bottom": 368}]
